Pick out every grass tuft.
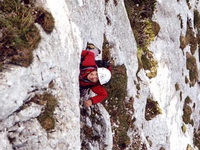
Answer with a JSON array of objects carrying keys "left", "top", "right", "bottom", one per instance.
[
  {"left": 0, "top": 0, "right": 41, "bottom": 67},
  {"left": 37, "top": 92, "right": 58, "bottom": 131},
  {"left": 0, "top": 0, "right": 55, "bottom": 68}
]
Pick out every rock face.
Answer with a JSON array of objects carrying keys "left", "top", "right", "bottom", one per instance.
[{"left": 0, "top": 0, "right": 200, "bottom": 150}]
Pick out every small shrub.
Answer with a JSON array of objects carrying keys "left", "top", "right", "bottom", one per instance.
[
  {"left": 186, "top": 52, "right": 198, "bottom": 86},
  {"left": 37, "top": 92, "right": 58, "bottom": 131},
  {"left": 145, "top": 98, "right": 162, "bottom": 121}
]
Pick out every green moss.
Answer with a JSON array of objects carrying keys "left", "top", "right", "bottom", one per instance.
[
  {"left": 35, "top": 7, "right": 55, "bottom": 34},
  {"left": 186, "top": 52, "right": 198, "bottom": 86},
  {"left": 37, "top": 92, "right": 58, "bottom": 131},
  {"left": 124, "top": 0, "right": 159, "bottom": 79},
  {"left": 102, "top": 65, "right": 134, "bottom": 149},
  {"left": 182, "top": 96, "right": 193, "bottom": 125},
  {"left": 145, "top": 98, "right": 162, "bottom": 121}
]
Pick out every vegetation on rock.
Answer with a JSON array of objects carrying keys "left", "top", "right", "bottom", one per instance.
[
  {"left": 186, "top": 52, "right": 198, "bottom": 86},
  {"left": 145, "top": 98, "right": 162, "bottom": 121},
  {"left": 180, "top": 20, "right": 198, "bottom": 55},
  {"left": 124, "top": 0, "right": 159, "bottom": 79},
  {"left": 0, "top": 0, "right": 54, "bottom": 69},
  {"left": 182, "top": 96, "right": 193, "bottom": 125},
  {"left": 35, "top": 92, "right": 58, "bottom": 131}
]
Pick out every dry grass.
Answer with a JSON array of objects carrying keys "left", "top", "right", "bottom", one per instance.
[
  {"left": 0, "top": 0, "right": 54, "bottom": 69},
  {"left": 36, "top": 92, "right": 58, "bottom": 131},
  {"left": 0, "top": 0, "right": 41, "bottom": 67}
]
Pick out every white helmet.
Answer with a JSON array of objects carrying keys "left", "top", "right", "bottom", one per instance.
[{"left": 97, "top": 67, "right": 111, "bottom": 85}]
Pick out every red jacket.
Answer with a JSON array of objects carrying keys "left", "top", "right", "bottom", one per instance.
[{"left": 79, "top": 50, "right": 108, "bottom": 104}]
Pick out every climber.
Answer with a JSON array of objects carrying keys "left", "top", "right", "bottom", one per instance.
[{"left": 79, "top": 43, "right": 112, "bottom": 107}]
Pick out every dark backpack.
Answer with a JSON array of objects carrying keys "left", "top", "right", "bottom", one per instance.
[{"left": 95, "top": 60, "right": 112, "bottom": 73}]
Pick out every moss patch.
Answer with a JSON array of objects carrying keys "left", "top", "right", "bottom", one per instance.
[
  {"left": 186, "top": 52, "right": 198, "bottom": 86},
  {"left": 124, "top": 0, "right": 159, "bottom": 79},
  {"left": 36, "top": 92, "right": 58, "bottom": 131},
  {"left": 141, "top": 49, "right": 158, "bottom": 78},
  {"left": 102, "top": 65, "right": 135, "bottom": 149},
  {"left": 0, "top": 0, "right": 54, "bottom": 68},
  {"left": 182, "top": 96, "right": 193, "bottom": 125},
  {"left": 145, "top": 98, "right": 162, "bottom": 121}
]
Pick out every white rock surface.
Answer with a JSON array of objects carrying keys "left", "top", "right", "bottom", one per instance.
[{"left": 0, "top": 0, "right": 199, "bottom": 150}]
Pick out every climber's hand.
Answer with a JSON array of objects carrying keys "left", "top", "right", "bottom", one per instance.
[{"left": 84, "top": 99, "right": 92, "bottom": 107}]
